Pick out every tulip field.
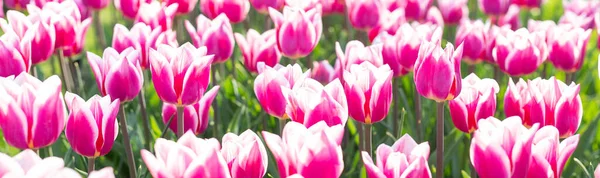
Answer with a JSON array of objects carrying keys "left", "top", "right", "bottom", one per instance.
[{"left": 2, "top": 0, "right": 600, "bottom": 177}]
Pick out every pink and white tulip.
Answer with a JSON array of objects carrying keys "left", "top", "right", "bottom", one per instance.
[
  {"left": 162, "top": 86, "right": 220, "bottom": 135},
  {"left": 112, "top": 23, "right": 178, "bottom": 70},
  {"left": 493, "top": 28, "right": 547, "bottom": 76},
  {"left": 0, "top": 10, "right": 55, "bottom": 65},
  {"left": 186, "top": 14, "right": 235, "bottom": 64},
  {"left": 0, "top": 31, "right": 32, "bottom": 77},
  {"left": 115, "top": 0, "right": 151, "bottom": 19},
  {"left": 269, "top": 6, "right": 322, "bottom": 59},
  {"left": 345, "top": 0, "right": 383, "bottom": 31},
  {"left": 437, "top": 0, "right": 468, "bottom": 24},
  {"left": 135, "top": 1, "right": 178, "bottom": 32},
  {"left": 164, "top": 0, "right": 198, "bottom": 14},
  {"left": 0, "top": 150, "right": 80, "bottom": 178},
  {"left": 284, "top": 78, "right": 348, "bottom": 127},
  {"left": 455, "top": 20, "right": 487, "bottom": 64},
  {"left": 221, "top": 130, "right": 269, "bottom": 178},
  {"left": 311, "top": 60, "right": 335, "bottom": 84},
  {"left": 235, "top": 29, "right": 281, "bottom": 73},
  {"left": 254, "top": 63, "right": 310, "bottom": 119},
  {"left": 250, "top": 0, "right": 284, "bottom": 14},
  {"left": 200, "top": 0, "right": 250, "bottom": 23},
  {"left": 343, "top": 62, "right": 393, "bottom": 124},
  {"left": 362, "top": 134, "right": 432, "bottom": 178},
  {"left": 547, "top": 24, "right": 591, "bottom": 73},
  {"left": 414, "top": 41, "right": 463, "bottom": 102},
  {"left": 449, "top": 73, "right": 499, "bottom": 133},
  {"left": 334, "top": 41, "right": 385, "bottom": 80},
  {"left": 87, "top": 47, "right": 143, "bottom": 102},
  {"left": 381, "top": 23, "right": 442, "bottom": 77},
  {"left": 478, "top": 0, "right": 511, "bottom": 16},
  {"left": 527, "top": 126, "right": 580, "bottom": 177}
]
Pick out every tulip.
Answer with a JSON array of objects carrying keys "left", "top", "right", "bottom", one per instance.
[
  {"left": 0, "top": 73, "right": 65, "bottom": 149},
  {"left": 0, "top": 31, "right": 32, "bottom": 77},
  {"left": 311, "top": 60, "right": 335, "bottom": 84},
  {"left": 547, "top": 24, "right": 591, "bottom": 73},
  {"left": 284, "top": 78, "right": 348, "bottom": 127},
  {"left": 64, "top": 92, "right": 120, "bottom": 158},
  {"left": 254, "top": 63, "right": 310, "bottom": 119},
  {"left": 503, "top": 78, "right": 545, "bottom": 127},
  {"left": 362, "top": 134, "right": 432, "bottom": 178},
  {"left": 269, "top": 6, "right": 322, "bottom": 59},
  {"left": 165, "top": 0, "right": 198, "bottom": 14},
  {"left": 74, "top": 0, "right": 91, "bottom": 19},
  {"left": 5, "top": 0, "right": 30, "bottom": 10},
  {"left": 334, "top": 41, "right": 385, "bottom": 80},
  {"left": 449, "top": 73, "right": 499, "bottom": 133},
  {"left": 560, "top": 11, "right": 595, "bottom": 30},
  {"left": 200, "top": 0, "right": 250, "bottom": 23},
  {"left": 262, "top": 121, "right": 344, "bottom": 178},
  {"left": 186, "top": 14, "right": 235, "bottom": 64},
  {"left": 82, "top": 0, "right": 108, "bottom": 9},
  {"left": 115, "top": 0, "right": 151, "bottom": 19},
  {"left": 87, "top": 47, "right": 143, "bottom": 102},
  {"left": 426, "top": 7, "right": 445, "bottom": 27},
  {"left": 512, "top": 0, "right": 542, "bottom": 8},
  {"left": 135, "top": 1, "right": 178, "bottom": 32},
  {"left": 343, "top": 62, "right": 392, "bottom": 124},
  {"left": 414, "top": 41, "right": 463, "bottom": 102},
  {"left": 367, "top": 9, "right": 406, "bottom": 42},
  {"left": 527, "top": 19, "right": 557, "bottom": 41},
  {"left": 491, "top": 5, "right": 522, "bottom": 30},
  {"left": 141, "top": 132, "right": 231, "bottom": 178},
  {"left": 0, "top": 150, "right": 81, "bottom": 177},
  {"left": 88, "top": 167, "right": 116, "bottom": 178},
  {"left": 149, "top": 43, "right": 213, "bottom": 106},
  {"left": 345, "top": 0, "right": 383, "bottom": 31},
  {"left": 483, "top": 25, "right": 510, "bottom": 63},
  {"left": 493, "top": 28, "right": 547, "bottom": 76},
  {"left": 455, "top": 20, "right": 487, "bottom": 64},
  {"left": 62, "top": 16, "right": 91, "bottom": 57},
  {"left": 561, "top": 0, "right": 598, "bottom": 29},
  {"left": 113, "top": 23, "right": 160, "bottom": 69},
  {"left": 221, "top": 130, "right": 268, "bottom": 178},
  {"left": 437, "top": 0, "right": 468, "bottom": 24},
  {"left": 250, "top": 0, "right": 284, "bottom": 14},
  {"left": 29, "top": 1, "right": 91, "bottom": 49},
  {"left": 162, "top": 86, "right": 220, "bottom": 135},
  {"left": 0, "top": 11, "right": 55, "bottom": 65},
  {"left": 285, "top": 0, "right": 319, "bottom": 12},
  {"left": 320, "top": 0, "right": 345, "bottom": 15},
  {"left": 527, "top": 126, "right": 580, "bottom": 177},
  {"left": 404, "top": 0, "right": 432, "bottom": 20},
  {"left": 478, "top": 0, "right": 511, "bottom": 16}
]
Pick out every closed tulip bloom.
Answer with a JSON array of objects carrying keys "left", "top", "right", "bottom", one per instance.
[
  {"left": 186, "top": 14, "right": 235, "bottom": 63},
  {"left": 284, "top": 78, "right": 349, "bottom": 127},
  {"left": 503, "top": 78, "right": 546, "bottom": 127},
  {"left": 62, "top": 16, "right": 91, "bottom": 57},
  {"left": 414, "top": 41, "right": 463, "bottom": 102},
  {"left": 0, "top": 11, "right": 55, "bottom": 65},
  {"left": 404, "top": 0, "right": 432, "bottom": 20},
  {"left": 165, "top": 0, "right": 198, "bottom": 14},
  {"left": 345, "top": 0, "right": 383, "bottom": 31},
  {"left": 115, "top": 0, "right": 151, "bottom": 19},
  {"left": 0, "top": 32, "right": 32, "bottom": 77},
  {"left": 149, "top": 43, "right": 213, "bottom": 106},
  {"left": 334, "top": 41, "right": 385, "bottom": 80},
  {"left": 531, "top": 77, "right": 582, "bottom": 138},
  {"left": 221, "top": 130, "right": 268, "bottom": 178},
  {"left": 0, "top": 150, "right": 81, "bottom": 178},
  {"left": 88, "top": 167, "right": 116, "bottom": 178},
  {"left": 449, "top": 74, "right": 499, "bottom": 133},
  {"left": 311, "top": 60, "right": 335, "bottom": 84},
  {"left": 141, "top": 132, "right": 231, "bottom": 178},
  {"left": 343, "top": 62, "right": 392, "bottom": 124},
  {"left": 64, "top": 92, "right": 120, "bottom": 158},
  {"left": 527, "top": 126, "right": 579, "bottom": 177},
  {"left": 135, "top": 1, "right": 178, "bottom": 32},
  {"left": 112, "top": 23, "right": 169, "bottom": 70},
  {"left": 559, "top": 11, "right": 595, "bottom": 30},
  {"left": 162, "top": 86, "right": 220, "bottom": 135},
  {"left": 0, "top": 73, "right": 65, "bottom": 150},
  {"left": 200, "top": 0, "right": 250, "bottom": 23},
  {"left": 87, "top": 47, "right": 143, "bottom": 102},
  {"left": 512, "top": 0, "right": 542, "bottom": 8},
  {"left": 362, "top": 134, "right": 432, "bottom": 178},
  {"left": 437, "top": 0, "right": 468, "bottom": 24},
  {"left": 455, "top": 20, "right": 487, "bottom": 64},
  {"left": 255, "top": 63, "right": 310, "bottom": 119},
  {"left": 493, "top": 28, "right": 547, "bottom": 76},
  {"left": 270, "top": 6, "right": 322, "bottom": 59},
  {"left": 30, "top": 1, "right": 91, "bottom": 49},
  {"left": 82, "top": 0, "right": 109, "bottom": 9},
  {"left": 547, "top": 24, "right": 591, "bottom": 72},
  {"left": 250, "top": 0, "right": 284, "bottom": 14},
  {"left": 478, "top": 0, "right": 511, "bottom": 16},
  {"left": 262, "top": 121, "right": 344, "bottom": 178},
  {"left": 470, "top": 116, "right": 540, "bottom": 178},
  {"left": 491, "top": 5, "right": 522, "bottom": 30}
]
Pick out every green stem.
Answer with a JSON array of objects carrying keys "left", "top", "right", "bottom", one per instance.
[
  {"left": 161, "top": 115, "right": 175, "bottom": 138},
  {"left": 436, "top": 102, "right": 445, "bottom": 178},
  {"left": 414, "top": 85, "right": 422, "bottom": 142},
  {"left": 363, "top": 123, "right": 372, "bottom": 155},
  {"left": 87, "top": 157, "right": 95, "bottom": 174},
  {"left": 117, "top": 104, "right": 137, "bottom": 178},
  {"left": 138, "top": 89, "right": 152, "bottom": 148},
  {"left": 92, "top": 10, "right": 107, "bottom": 48},
  {"left": 177, "top": 106, "right": 184, "bottom": 137},
  {"left": 57, "top": 49, "right": 75, "bottom": 92},
  {"left": 393, "top": 77, "right": 400, "bottom": 137},
  {"left": 279, "top": 119, "right": 286, "bottom": 135}
]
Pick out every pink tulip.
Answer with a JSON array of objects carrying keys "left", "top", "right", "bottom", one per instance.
[
  {"left": 87, "top": 47, "right": 143, "bottom": 102},
  {"left": 311, "top": 60, "right": 335, "bottom": 84},
  {"left": 262, "top": 121, "right": 344, "bottom": 178},
  {"left": 284, "top": 78, "right": 348, "bottom": 127},
  {"left": 200, "top": 0, "right": 250, "bottom": 23},
  {"left": 368, "top": 9, "right": 406, "bottom": 42},
  {"left": 115, "top": 0, "right": 151, "bottom": 19},
  {"left": 503, "top": 78, "right": 545, "bottom": 127},
  {"left": 0, "top": 73, "right": 65, "bottom": 149},
  {"left": 561, "top": 0, "right": 598, "bottom": 29},
  {"left": 64, "top": 92, "right": 120, "bottom": 158},
  {"left": 334, "top": 41, "right": 385, "bottom": 81},
  {"left": 512, "top": 0, "right": 542, "bottom": 8},
  {"left": 490, "top": 4, "right": 522, "bottom": 30},
  {"left": 62, "top": 16, "right": 91, "bottom": 57},
  {"left": 75, "top": 0, "right": 92, "bottom": 19},
  {"left": 149, "top": 43, "right": 213, "bottom": 106},
  {"left": 493, "top": 28, "right": 547, "bottom": 76},
  {"left": 483, "top": 25, "right": 511, "bottom": 63},
  {"left": 0, "top": 31, "right": 32, "bottom": 77},
  {"left": 141, "top": 132, "right": 231, "bottom": 178},
  {"left": 221, "top": 130, "right": 269, "bottom": 178},
  {"left": 255, "top": 63, "right": 310, "bottom": 119},
  {"left": 186, "top": 14, "right": 235, "bottom": 64},
  {"left": 165, "top": 0, "right": 198, "bottom": 14},
  {"left": 414, "top": 41, "right": 463, "bottom": 102},
  {"left": 320, "top": 0, "right": 345, "bottom": 15},
  {"left": 448, "top": 73, "right": 499, "bottom": 133},
  {"left": 250, "top": 0, "right": 284, "bottom": 14},
  {"left": 527, "top": 19, "right": 557, "bottom": 41},
  {"left": 29, "top": 1, "right": 91, "bottom": 49},
  {"left": 560, "top": 11, "right": 596, "bottom": 30},
  {"left": 285, "top": 0, "right": 319, "bottom": 12},
  {"left": 343, "top": 62, "right": 392, "bottom": 124},
  {"left": 404, "top": 0, "right": 432, "bottom": 20},
  {"left": 88, "top": 167, "right": 116, "bottom": 178},
  {"left": 426, "top": 7, "right": 445, "bottom": 27},
  {"left": 135, "top": 1, "right": 178, "bottom": 32},
  {"left": 470, "top": 116, "right": 540, "bottom": 178},
  {"left": 0, "top": 150, "right": 81, "bottom": 178},
  {"left": 0, "top": 11, "right": 55, "bottom": 65},
  {"left": 113, "top": 23, "right": 178, "bottom": 70},
  {"left": 437, "top": 0, "right": 468, "bottom": 24},
  {"left": 5, "top": 0, "right": 30, "bottom": 10},
  {"left": 455, "top": 20, "right": 487, "bottom": 64},
  {"left": 547, "top": 24, "right": 591, "bottom": 72},
  {"left": 527, "top": 126, "right": 579, "bottom": 177},
  {"left": 362, "top": 134, "right": 432, "bottom": 178},
  {"left": 82, "top": 0, "right": 109, "bottom": 9},
  {"left": 269, "top": 6, "right": 322, "bottom": 59},
  {"left": 478, "top": 0, "right": 511, "bottom": 16},
  {"left": 345, "top": 0, "right": 383, "bottom": 31},
  {"left": 162, "top": 86, "right": 219, "bottom": 135}
]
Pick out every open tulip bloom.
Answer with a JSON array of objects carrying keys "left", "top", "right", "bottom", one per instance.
[
  {"left": 362, "top": 134, "right": 432, "bottom": 178},
  {"left": 254, "top": 63, "right": 310, "bottom": 119},
  {"left": 0, "top": 150, "right": 81, "bottom": 177},
  {"left": 235, "top": 29, "right": 281, "bottom": 73},
  {"left": 283, "top": 78, "right": 349, "bottom": 127}
]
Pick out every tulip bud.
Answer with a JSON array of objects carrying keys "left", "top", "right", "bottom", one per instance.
[
  {"left": 221, "top": 130, "right": 269, "bottom": 178},
  {"left": 414, "top": 41, "right": 463, "bottom": 102},
  {"left": 200, "top": 0, "right": 250, "bottom": 23},
  {"left": 149, "top": 43, "right": 213, "bottom": 106},
  {"left": 362, "top": 134, "right": 432, "bottom": 178},
  {"left": 285, "top": 78, "right": 348, "bottom": 127},
  {"left": 0, "top": 10, "right": 55, "bottom": 65},
  {"left": 250, "top": 0, "right": 284, "bottom": 14},
  {"left": 135, "top": 1, "right": 178, "bottom": 32},
  {"left": 64, "top": 92, "right": 120, "bottom": 158},
  {"left": 455, "top": 20, "right": 487, "bottom": 64},
  {"left": 162, "top": 86, "right": 220, "bottom": 135},
  {"left": 87, "top": 47, "right": 143, "bottom": 102},
  {"left": 0, "top": 73, "right": 65, "bottom": 149},
  {"left": 269, "top": 6, "right": 322, "bottom": 59},
  {"left": 449, "top": 74, "right": 499, "bottom": 133},
  {"left": 165, "top": 0, "right": 198, "bottom": 14},
  {"left": 115, "top": 0, "right": 151, "bottom": 19},
  {"left": 186, "top": 14, "right": 235, "bottom": 64},
  {"left": 547, "top": 24, "right": 591, "bottom": 73},
  {"left": 255, "top": 63, "right": 310, "bottom": 119},
  {"left": 478, "top": 0, "right": 511, "bottom": 16},
  {"left": 343, "top": 62, "right": 392, "bottom": 124},
  {"left": 527, "top": 126, "right": 579, "bottom": 177},
  {"left": 493, "top": 28, "right": 547, "bottom": 76},
  {"left": 82, "top": 0, "right": 109, "bottom": 9},
  {"left": 345, "top": 0, "right": 383, "bottom": 31},
  {"left": 437, "top": 0, "right": 468, "bottom": 24},
  {"left": 0, "top": 150, "right": 81, "bottom": 177},
  {"left": 235, "top": 29, "right": 280, "bottom": 73},
  {"left": 311, "top": 60, "right": 335, "bottom": 84},
  {"left": 0, "top": 31, "right": 32, "bottom": 77}
]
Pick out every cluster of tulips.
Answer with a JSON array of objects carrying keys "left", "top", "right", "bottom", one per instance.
[{"left": 0, "top": 0, "right": 599, "bottom": 177}]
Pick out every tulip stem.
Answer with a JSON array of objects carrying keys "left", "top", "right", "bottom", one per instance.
[
  {"left": 414, "top": 85, "right": 422, "bottom": 142},
  {"left": 138, "top": 90, "right": 152, "bottom": 149},
  {"left": 566, "top": 72, "right": 575, "bottom": 84},
  {"left": 92, "top": 10, "right": 107, "bottom": 48},
  {"left": 31, "top": 65, "right": 39, "bottom": 79},
  {"left": 161, "top": 115, "right": 175, "bottom": 138},
  {"left": 279, "top": 119, "right": 286, "bottom": 135},
  {"left": 87, "top": 157, "right": 95, "bottom": 173},
  {"left": 436, "top": 102, "right": 445, "bottom": 178},
  {"left": 117, "top": 105, "right": 137, "bottom": 178},
  {"left": 57, "top": 49, "right": 75, "bottom": 92},
  {"left": 177, "top": 106, "right": 184, "bottom": 137},
  {"left": 363, "top": 123, "right": 372, "bottom": 155},
  {"left": 467, "top": 64, "right": 475, "bottom": 75},
  {"left": 393, "top": 78, "right": 400, "bottom": 137},
  {"left": 541, "top": 62, "right": 547, "bottom": 79}
]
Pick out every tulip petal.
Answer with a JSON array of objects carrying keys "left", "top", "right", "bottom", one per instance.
[
  {"left": 470, "top": 138, "right": 511, "bottom": 178},
  {"left": 184, "top": 147, "right": 231, "bottom": 178},
  {"left": 150, "top": 50, "right": 178, "bottom": 104},
  {"left": 179, "top": 55, "right": 213, "bottom": 105},
  {"left": 141, "top": 150, "right": 169, "bottom": 178},
  {"left": 361, "top": 152, "right": 386, "bottom": 178},
  {"left": 197, "top": 86, "right": 220, "bottom": 134},
  {"left": 31, "top": 76, "right": 64, "bottom": 149},
  {"left": 261, "top": 131, "right": 288, "bottom": 178}
]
